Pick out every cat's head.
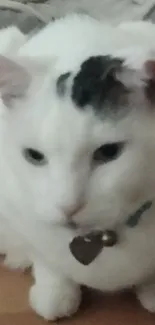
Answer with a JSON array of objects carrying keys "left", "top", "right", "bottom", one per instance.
[{"left": 1, "top": 53, "right": 155, "bottom": 229}]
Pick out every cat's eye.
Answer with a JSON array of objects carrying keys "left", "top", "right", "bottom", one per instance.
[
  {"left": 93, "top": 142, "right": 124, "bottom": 164},
  {"left": 23, "top": 148, "right": 47, "bottom": 166}
]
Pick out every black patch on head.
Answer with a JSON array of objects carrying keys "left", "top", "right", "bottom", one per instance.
[
  {"left": 56, "top": 72, "right": 71, "bottom": 96},
  {"left": 71, "top": 55, "right": 128, "bottom": 114}
]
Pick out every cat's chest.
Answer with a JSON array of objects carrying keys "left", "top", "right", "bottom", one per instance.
[{"left": 39, "top": 204, "right": 155, "bottom": 291}]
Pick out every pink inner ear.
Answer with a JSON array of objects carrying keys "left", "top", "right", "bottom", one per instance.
[
  {"left": 0, "top": 55, "right": 31, "bottom": 105},
  {"left": 145, "top": 60, "right": 155, "bottom": 80}
]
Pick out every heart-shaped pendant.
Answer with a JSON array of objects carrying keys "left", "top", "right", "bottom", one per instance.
[{"left": 69, "top": 230, "right": 118, "bottom": 266}]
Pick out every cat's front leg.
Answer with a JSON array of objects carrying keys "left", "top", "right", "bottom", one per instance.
[
  {"left": 136, "top": 281, "right": 155, "bottom": 312},
  {"left": 4, "top": 249, "right": 31, "bottom": 270},
  {"left": 29, "top": 259, "right": 81, "bottom": 320}
]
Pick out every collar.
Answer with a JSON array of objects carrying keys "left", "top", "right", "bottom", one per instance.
[
  {"left": 69, "top": 200, "right": 153, "bottom": 266},
  {"left": 125, "top": 201, "right": 152, "bottom": 228}
]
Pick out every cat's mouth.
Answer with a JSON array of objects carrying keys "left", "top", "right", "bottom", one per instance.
[{"left": 68, "top": 200, "right": 153, "bottom": 232}]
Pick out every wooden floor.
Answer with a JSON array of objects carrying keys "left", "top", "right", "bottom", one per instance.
[{"left": 0, "top": 262, "right": 155, "bottom": 325}]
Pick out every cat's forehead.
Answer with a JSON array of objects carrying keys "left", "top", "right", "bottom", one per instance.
[
  {"left": 13, "top": 54, "right": 152, "bottom": 149},
  {"left": 32, "top": 92, "right": 133, "bottom": 153},
  {"left": 18, "top": 88, "right": 127, "bottom": 153},
  {"left": 56, "top": 55, "right": 143, "bottom": 121}
]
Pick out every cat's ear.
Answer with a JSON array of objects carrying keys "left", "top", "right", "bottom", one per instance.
[
  {"left": 143, "top": 59, "right": 155, "bottom": 104},
  {"left": 116, "top": 57, "right": 155, "bottom": 87},
  {"left": 145, "top": 60, "right": 155, "bottom": 80},
  {"left": 0, "top": 55, "right": 31, "bottom": 106},
  {"left": 115, "top": 65, "right": 147, "bottom": 89},
  {"left": 0, "top": 55, "right": 52, "bottom": 107},
  {"left": 116, "top": 58, "right": 155, "bottom": 105}
]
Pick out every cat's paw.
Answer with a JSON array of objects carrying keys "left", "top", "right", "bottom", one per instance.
[
  {"left": 29, "top": 281, "right": 81, "bottom": 320},
  {"left": 137, "top": 284, "right": 155, "bottom": 312},
  {"left": 4, "top": 252, "right": 31, "bottom": 270}
]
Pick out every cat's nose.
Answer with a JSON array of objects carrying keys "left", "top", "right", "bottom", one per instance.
[{"left": 62, "top": 202, "right": 84, "bottom": 219}]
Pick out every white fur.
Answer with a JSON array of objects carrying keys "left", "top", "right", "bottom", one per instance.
[
  {"left": 0, "top": 26, "right": 27, "bottom": 54},
  {"left": 2, "top": 15, "right": 155, "bottom": 319}
]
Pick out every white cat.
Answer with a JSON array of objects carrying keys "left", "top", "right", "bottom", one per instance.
[{"left": 2, "top": 15, "right": 155, "bottom": 320}]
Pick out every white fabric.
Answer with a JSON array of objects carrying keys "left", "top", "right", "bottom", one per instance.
[
  {"left": 0, "top": 0, "right": 48, "bottom": 22},
  {"left": 3, "top": 0, "right": 155, "bottom": 24}
]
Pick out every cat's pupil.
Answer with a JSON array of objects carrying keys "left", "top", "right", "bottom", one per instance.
[
  {"left": 23, "top": 148, "right": 46, "bottom": 166},
  {"left": 28, "top": 149, "right": 43, "bottom": 161},
  {"left": 93, "top": 143, "right": 124, "bottom": 164}
]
